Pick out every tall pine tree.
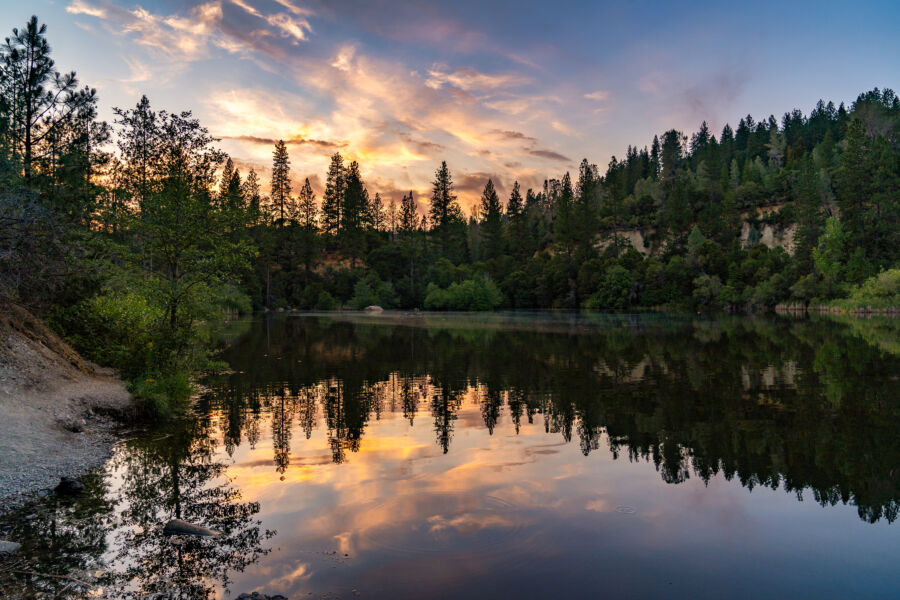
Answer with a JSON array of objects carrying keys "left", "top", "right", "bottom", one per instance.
[{"left": 270, "top": 140, "right": 291, "bottom": 225}]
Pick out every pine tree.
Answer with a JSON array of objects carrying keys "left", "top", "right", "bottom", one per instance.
[
  {"left": 479, "top": 179, "right": 503, "bottom": 259},
  {"left": 506, "top": 181, "right": 527, "bottom": 256},
  {"left": 399, "top": 191, "right": 418, "bottom": 234},
  {"left": 398, "top": 191, "right": 419, "bottom": 302},
  {"left": 341, "top": 160, "right": 367, "bottom": 263},
  {"left": 113, "top": 95, "right": 159, "bottom": 213},
  {"left": 242, "top": 168, "right": 262, "bottom": 223},
  {"left": 576, "top": 158, "right": 599, "bottom": 251},
  {"left": 387, "top": 196, "right": 397, "bottom": 238},
  {"left": 298, "top": 177, "right": 317, "bottom": 231},
  {"left": 554, "top": 172, "right": 576, "bottom": 255},
  {"left": 836, "top": 119, "right": 871, "bottom": 262},
  {"left": 429, "top": 161, "right": 463, "bottom": 257},
  {"left": 297, "top": 177, "right": 318, "bottom": 283},
  {"left": 369, "top": 192, "right": 385, "bottom": 231},
  {"left": 1, "top": 16, "right": 100, "bottom": 182},
  {"left": 271, "top": 140, "right": 291, "bottom": 225},
  {"left": 321, "top": 152, "right": 345, "bottom": 237},
  {"left": 793, "top": 154, "right": 823, "bottom": 274},
  {"left": 649, "top": 135, "right": 661, "bottom": 180}
]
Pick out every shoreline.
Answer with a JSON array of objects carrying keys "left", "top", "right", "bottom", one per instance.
[{"left": 0, "top": 305, "right": 132, "bottom": 516}]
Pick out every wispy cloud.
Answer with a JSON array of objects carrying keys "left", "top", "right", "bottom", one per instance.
[
  {"left": 584, "top": 90, "right": 610, "bottom": 101},
  {"left": 425, "top": 65, "right": 529, "bottom": 92},
  {"left": 66, "top": 0, "right": 107, "bottom": 18},
  {"left": 219, "top": 134, "right": 345, "bottom": 149},
  {"left": 527, "top": 148, "right": 571, "bottom": 162}
]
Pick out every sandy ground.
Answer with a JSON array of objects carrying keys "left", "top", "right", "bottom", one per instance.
[{"left": 0, "top": 306, "right": 131, "bottom": 515}]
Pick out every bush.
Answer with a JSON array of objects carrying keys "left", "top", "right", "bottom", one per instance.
[
  {"left": 424, "top": 276, "right": 504, "bottom": 311},
  {"left": 349, "top": 272, "right": 399, "bottom": 309},
  {"left": 53, "top": 291, "right": 161, "bottom": 379},
  {"left": 129, "top": 373, "right": 192, "bottom": 419},
  {"left": 585, "top": 265, "right": 636, "bottom": 309},
  {"left": 315, "top": 290, "right": 337, "bottom": 310},
  {"left": 833, "top": 269, "right": 900, "bottom": 309},
  {"left": 692, "top": 274, "right": 722, "bottom": 309}
]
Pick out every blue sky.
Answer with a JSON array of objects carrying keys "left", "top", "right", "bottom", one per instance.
[{"left": 2, "top": 0, "right": 898, "bottom": 208}]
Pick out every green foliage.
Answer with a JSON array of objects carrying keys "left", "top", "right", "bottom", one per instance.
[
  {"left": 315, "top": 290, "right": 337, "bottom": 310},
  {"left": 128, "top": 373, "right": 192, "bottom": 419},
  {"left": 585, "top": 266, "right": 636, "bottom": 309},
  {"left": 424, "top": 276, "right": 504, "bottom": 311},
  {"left": 832, "top": 269, "right": 900, "bottom": 309},
  {"left": 349, "top": 272, "right": 399, "bottom": 309}
]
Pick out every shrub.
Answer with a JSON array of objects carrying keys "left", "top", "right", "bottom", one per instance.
[
  {"left": 833, "top": 269, "right": 900, "bottom": 309},
  {"left": 129, "top": 373, "right": 192, "bottom": 419},
  {"left": 424, "top": 276, "right": 504, "bottom": 311},
  {"left": 349, "top": 272, "right": 399, "bottom": 309},
  {"left": 315, "top": 290, "right": 337, "bottom": 310},
  {"left": 585, "top": 265, "right": 636, "bottom": 309}
]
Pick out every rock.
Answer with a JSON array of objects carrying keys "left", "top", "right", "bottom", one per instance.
[
  {"left": 364, "top": 305, "right": 384, "bottom": 312},
  {"left": 0, "top": 540, "right": 21, "bottom": 556},
  {"left": 163, "top": 518, "right": 221, "bottom": 537},
  {"left": 54, "top": 476, "right": 84, "bottom": 495},
  {"left": 236, "top": 594, "right": 288, "bottom": 600}
]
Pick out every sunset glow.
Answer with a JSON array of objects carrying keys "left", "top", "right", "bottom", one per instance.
[{"left": 13, "top": 0, "right": 899, "bottom": 210}]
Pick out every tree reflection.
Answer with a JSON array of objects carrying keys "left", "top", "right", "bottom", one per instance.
[
  {"left": 203, "top": 314, "right": 900, "bottom": 524},
  {"left": 104, "top": 417, "right": 274, "bottom": 598},
  {"left": 0, "top": 472, "right": 114, "bottom": 598}
]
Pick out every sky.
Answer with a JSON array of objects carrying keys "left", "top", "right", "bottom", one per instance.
[{"left": 3, "top": 0, "right": 899, "bottom": 211}]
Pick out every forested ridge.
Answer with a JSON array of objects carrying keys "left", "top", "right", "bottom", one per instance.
[{"left": 1, "top": 16, "right": 898, "bottom": 410}]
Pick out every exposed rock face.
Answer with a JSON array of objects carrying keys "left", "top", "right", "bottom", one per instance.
[{"left": 364, "top": 305, "right": 384, "bottom": 312}]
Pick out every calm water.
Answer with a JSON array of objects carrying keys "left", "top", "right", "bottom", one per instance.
[{"left": 2, "top": 312, "right": 899, "bottom": 599}]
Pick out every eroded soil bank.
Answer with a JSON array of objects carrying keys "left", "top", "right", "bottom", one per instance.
[{"left": 0, "top": 304, "right": 131, "bottom": 515}]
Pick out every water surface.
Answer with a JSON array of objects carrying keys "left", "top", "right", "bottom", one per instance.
[{"left": 2, "top": 313, "right": 899, "bottom": 599}]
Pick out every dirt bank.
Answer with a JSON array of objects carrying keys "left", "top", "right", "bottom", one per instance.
[{"left": 0, "top": 304, "right": 131, "bottom": 515}]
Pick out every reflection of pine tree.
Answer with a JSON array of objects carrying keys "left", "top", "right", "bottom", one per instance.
[
  {"left": 430, "top": 384, "right": 463, "bottom": 454},
  {"left": 271, "top": 387, "right": 293, "bottom": 478},
  {"left": 298, "top": 386, "right": 319, "bottom": 440},
  {"left": 205, "top": 315, "right": 900, "bottom": 523},
  {"left": 108, "top": 418, "right": 273, "bottom": 598},
  {"left": 480, "top": 386, "right": 502, "bottom": 435}
]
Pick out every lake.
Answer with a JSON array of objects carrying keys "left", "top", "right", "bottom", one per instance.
[{"left": 2, "top": 312, "right": 899, "bottom": 599}]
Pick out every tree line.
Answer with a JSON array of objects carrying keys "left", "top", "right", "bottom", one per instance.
[{"left": 240, "top": 92, "right": 900, "bottom": 314}]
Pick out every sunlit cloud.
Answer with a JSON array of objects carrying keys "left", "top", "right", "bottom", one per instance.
[
  {"left": 425, "top": 65, "right": 530, "bottom": 92},
  {"left": 66, "top": 0, "right": 107, "bottom": 18},
  {"left": 584, "top": 90, "right": 610, "bottom": 101},
  {"left": 230, "top": 0, "right": 313, "bottom": 44}
]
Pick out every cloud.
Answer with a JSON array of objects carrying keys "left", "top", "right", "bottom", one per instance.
[
  {"left": 66, "top": 0, "right": 314, "bottom": 63},
  {"left": 584, "top": 90, "right": 610, "bottom": 101},
  {"left": 527, "top": 148, "right": 571, "bottom": 162},
  {"left": 457, "top": 172, "right": 498, "bottom": 194},
  {"left": 66, "top": 0, "right": 107, "bottom": 18},
  {"left": 230, "top": 0, "right": 313, "bottom": 44},
  {"left": 550, "top": 120, "right": 574, "bottom": 136},
  {"left": 425, "top": 65, "right": 529, "bottom": 92},
  {"left": 490, "top": 129, "right": 538, "bottom": 144},
  {"left": 219, "top": 134, "right": 345, "bottom": 149}
]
